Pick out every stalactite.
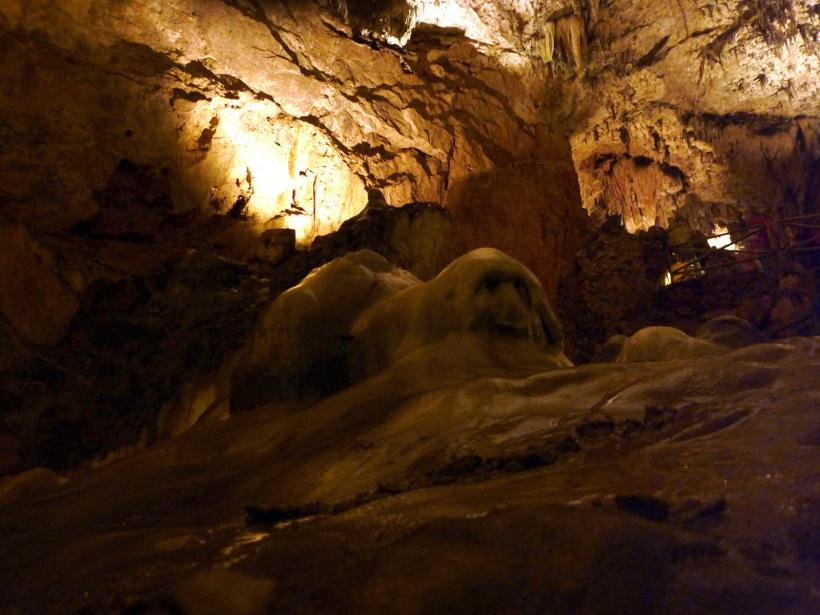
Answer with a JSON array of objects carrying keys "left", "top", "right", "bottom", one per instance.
[
  {"left": 586, "top": 0, "right": 601, "bottom": 27},
  {"left": 537, "top": 11, "right": 589, "bottom": 75},
  {"left": 557, "top": 14, "right": 589, "bottom": 73},
  {"left": 538, "top": 20, "right": 556, "bottom": 64}
]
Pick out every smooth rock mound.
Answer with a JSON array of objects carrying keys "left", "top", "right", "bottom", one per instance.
[
  {"left": 231, "top": 248, "right": 569, "bottom": 412},
  {"left": 350, "top": 247, "right": 569, "bottom": 380},
  {"left": 696, "top": 315, "right": 768, "bottom": 349},
  {"left": 616, "top": 326, "right": 727, "bottom": 363},
  {"left": 231, "top": 250, "right": 419, "bottom": 412}
]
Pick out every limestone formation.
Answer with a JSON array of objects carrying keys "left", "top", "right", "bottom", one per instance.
[
  {"left": 231, "top": 248, "right": 567, "bottom": 412},
  {"left": 0, "top": 0, "right": 587, "bottom": 295},
  {"left": 3, "top": 324, "right": 819, "bottom": 613},
  {"left": 695, "top": 315, "right": 768, "bottom": 349},
  {"left": 350, "top": 248, "right": 569, "bottom": 379},
  {"left": 0, "top": 224, "right": 79, "bottom": 346},
  {"left": 567, "top": 0, "right": 820, "bottom": 231},
  {"left": 616, "top": 326, "right": 728, "bottom": 362},
  {"left": 1, "top": 1, "right": 819, "bottom": 612},
  {"left": 231, "top": 250, "right": 421, "bottom": 412},
  {"left": 309, "top": 196, "right": 456, "bottom": 280},
  {"left": 590, "top": 333, "right": 628, "bottom": 363}
]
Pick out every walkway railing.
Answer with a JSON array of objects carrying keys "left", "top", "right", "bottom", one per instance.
[{"left": 668, "top": 212, "right": 820, "bottom": 283}]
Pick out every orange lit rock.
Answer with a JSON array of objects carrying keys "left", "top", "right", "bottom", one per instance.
[
  {"left": 567, "top": 0, "right": 820, "bottom": 228},
  {"left": 0, "top": 0, "right": 586, "bottom": 291}
]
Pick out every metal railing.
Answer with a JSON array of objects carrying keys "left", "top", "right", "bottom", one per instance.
[{"left": 668, "top": 212, "right": 820, "bottom": 283}]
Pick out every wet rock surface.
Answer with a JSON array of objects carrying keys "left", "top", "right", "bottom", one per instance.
[
  {"left": 1, "top": 332, "right": 818, "bottom": 613},
  {"left": 0, "top": 198, "right": 464, "bottom": 473}
]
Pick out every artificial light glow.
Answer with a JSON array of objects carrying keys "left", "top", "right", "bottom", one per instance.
[
  {"left": 283, "top": 211, "right": 315, "bottom": 238},
  {"left": 707, "top": 225, "right": 738, "bottom": 250},
  {"left": 183, "top": 96, "right": 366, "bottom": 246},
  {"left": 383, "top": 0, "right": 508, "bottom": 47},
  {"left": 219, "top": 103, "right": 298, "bottom": 222}
]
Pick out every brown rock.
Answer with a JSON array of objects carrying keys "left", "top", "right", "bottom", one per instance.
[{"left": 0, "top": 224, "right": 78, "bottom": 346}]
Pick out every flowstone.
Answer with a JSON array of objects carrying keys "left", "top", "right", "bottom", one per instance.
[
  {"left": 350, "top": 247, "right": 569, "bottom": 380},
  {"left": 231, "top": 248, "right": 570, "bottom": 412},
  {"left": 231, "top": 250, "right": 420, "bottom": 412}
]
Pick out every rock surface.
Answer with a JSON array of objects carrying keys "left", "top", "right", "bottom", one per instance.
[
  {"left": 2, "top": 0, "right": 815, "bottom": 358},
  {"left": 566, "top": 0, "right": 820, "bottom": 230},
  {"left": 0, "top": 198, "right": 482, "bottom": 473},
  {"left": 1, "top": 1, "right": 819, "bottom": 610},
  {"left": 232, "top": 247, "right": 568, "bottom": 413},
  {"left": 0, "top": 224, "right": 79, "bottom": 346},
  {"left": 231, "top": 250, "right": 421, "bottom": 413},
  {"left": 348, "top": 247, "right": 570, "bottom": 380},
  {"left": 696, "top": 314, "right": 769, "bottom": 349},
  {"left": 0, "top": 0, "right": 588, "bottom": 296},
  {"left": 1, "top": 326, "right": 818, "bottom": 613},
  {"left": 310, "top": 192, "right": 456, "bottom": 280},
  {"left": 615, "top": 326, "right": 727, "bottom": 363}
]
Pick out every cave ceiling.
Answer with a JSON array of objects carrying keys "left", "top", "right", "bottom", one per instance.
[
  {"left": 337, "top": 0, "right": 820, "bottom": 228},
  {"left": 0, "top": 0, "right": 817, "bottom": 342},
  {"left": 3, "top": 0, "right": 816, "bottom": 243}
]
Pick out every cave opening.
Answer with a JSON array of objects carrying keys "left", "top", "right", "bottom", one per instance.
[{"left": 1, "top": 0, "right": 819, "bottom": 612}]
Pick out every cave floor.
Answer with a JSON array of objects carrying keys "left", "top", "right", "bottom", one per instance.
[{"left": 1, "top": 336, "right": 819, "bottom": 614}]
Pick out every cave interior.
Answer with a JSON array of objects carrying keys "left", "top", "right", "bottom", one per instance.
[{"left": 1, "top": 0, "right": 819, "bottom": 612}]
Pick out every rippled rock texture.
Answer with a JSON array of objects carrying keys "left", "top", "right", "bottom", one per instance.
[{"left": 2, "top": 320, "right": 819, "bottom": 613}]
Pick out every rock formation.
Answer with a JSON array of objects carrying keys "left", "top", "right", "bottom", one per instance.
[
  {"left": 231, "top": 250, "right": 421, "bottom": 412},
  {"left": 1, "top": 0, "right": 819, "bottom": 612},
  {"left": 566, "top": 0, "right": 820, "bottom": 231},
  {"left": 232, "top": 248, "right": 569, "bottom": 413},
  {"left": 1, "top": 284, "right": 818, "bottom": 612}
]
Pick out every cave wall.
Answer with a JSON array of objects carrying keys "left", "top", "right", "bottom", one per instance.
[
  {"left": 5, "top": 0, "right": 815, "bottom": 348},
  {"left": 3, "top": 0, "right": 818, "bottom": 474},
  {"left": 563, "top": 0, "right": 820, "bottom": 231},
  {"left": 557, "top": 217, "right": 819, "bottom": 362},
  {"left": 0, "top": 0, "right": 591, "bottom": 472},
  {"left": 0, "top": 0, "right": 587, "bottom": 306}
]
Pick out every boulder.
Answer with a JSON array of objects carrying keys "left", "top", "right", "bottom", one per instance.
[
  {"left": 696, "top": 315, "right": 767, "bottom": 349},
  {"left": 616, "top": 326, "right": 727, "bottom": 363},
  {"left": 309, "top": 193, "right": 456, "bottom": 281}
]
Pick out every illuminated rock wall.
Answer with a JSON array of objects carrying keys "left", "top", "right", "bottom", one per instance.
[
  {"left": 564, "top": 0, "right": 820, "bottom": 231},
  {"left": 0, "top": 0, "right": 587, "bottom": 296},
  {"left": 327, "top": 0, "right": 820, "bottom": 233}
]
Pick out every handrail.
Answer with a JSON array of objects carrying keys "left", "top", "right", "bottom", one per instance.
[{"left": 666, "top": 212, "right": 820, "bottom": 284}]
